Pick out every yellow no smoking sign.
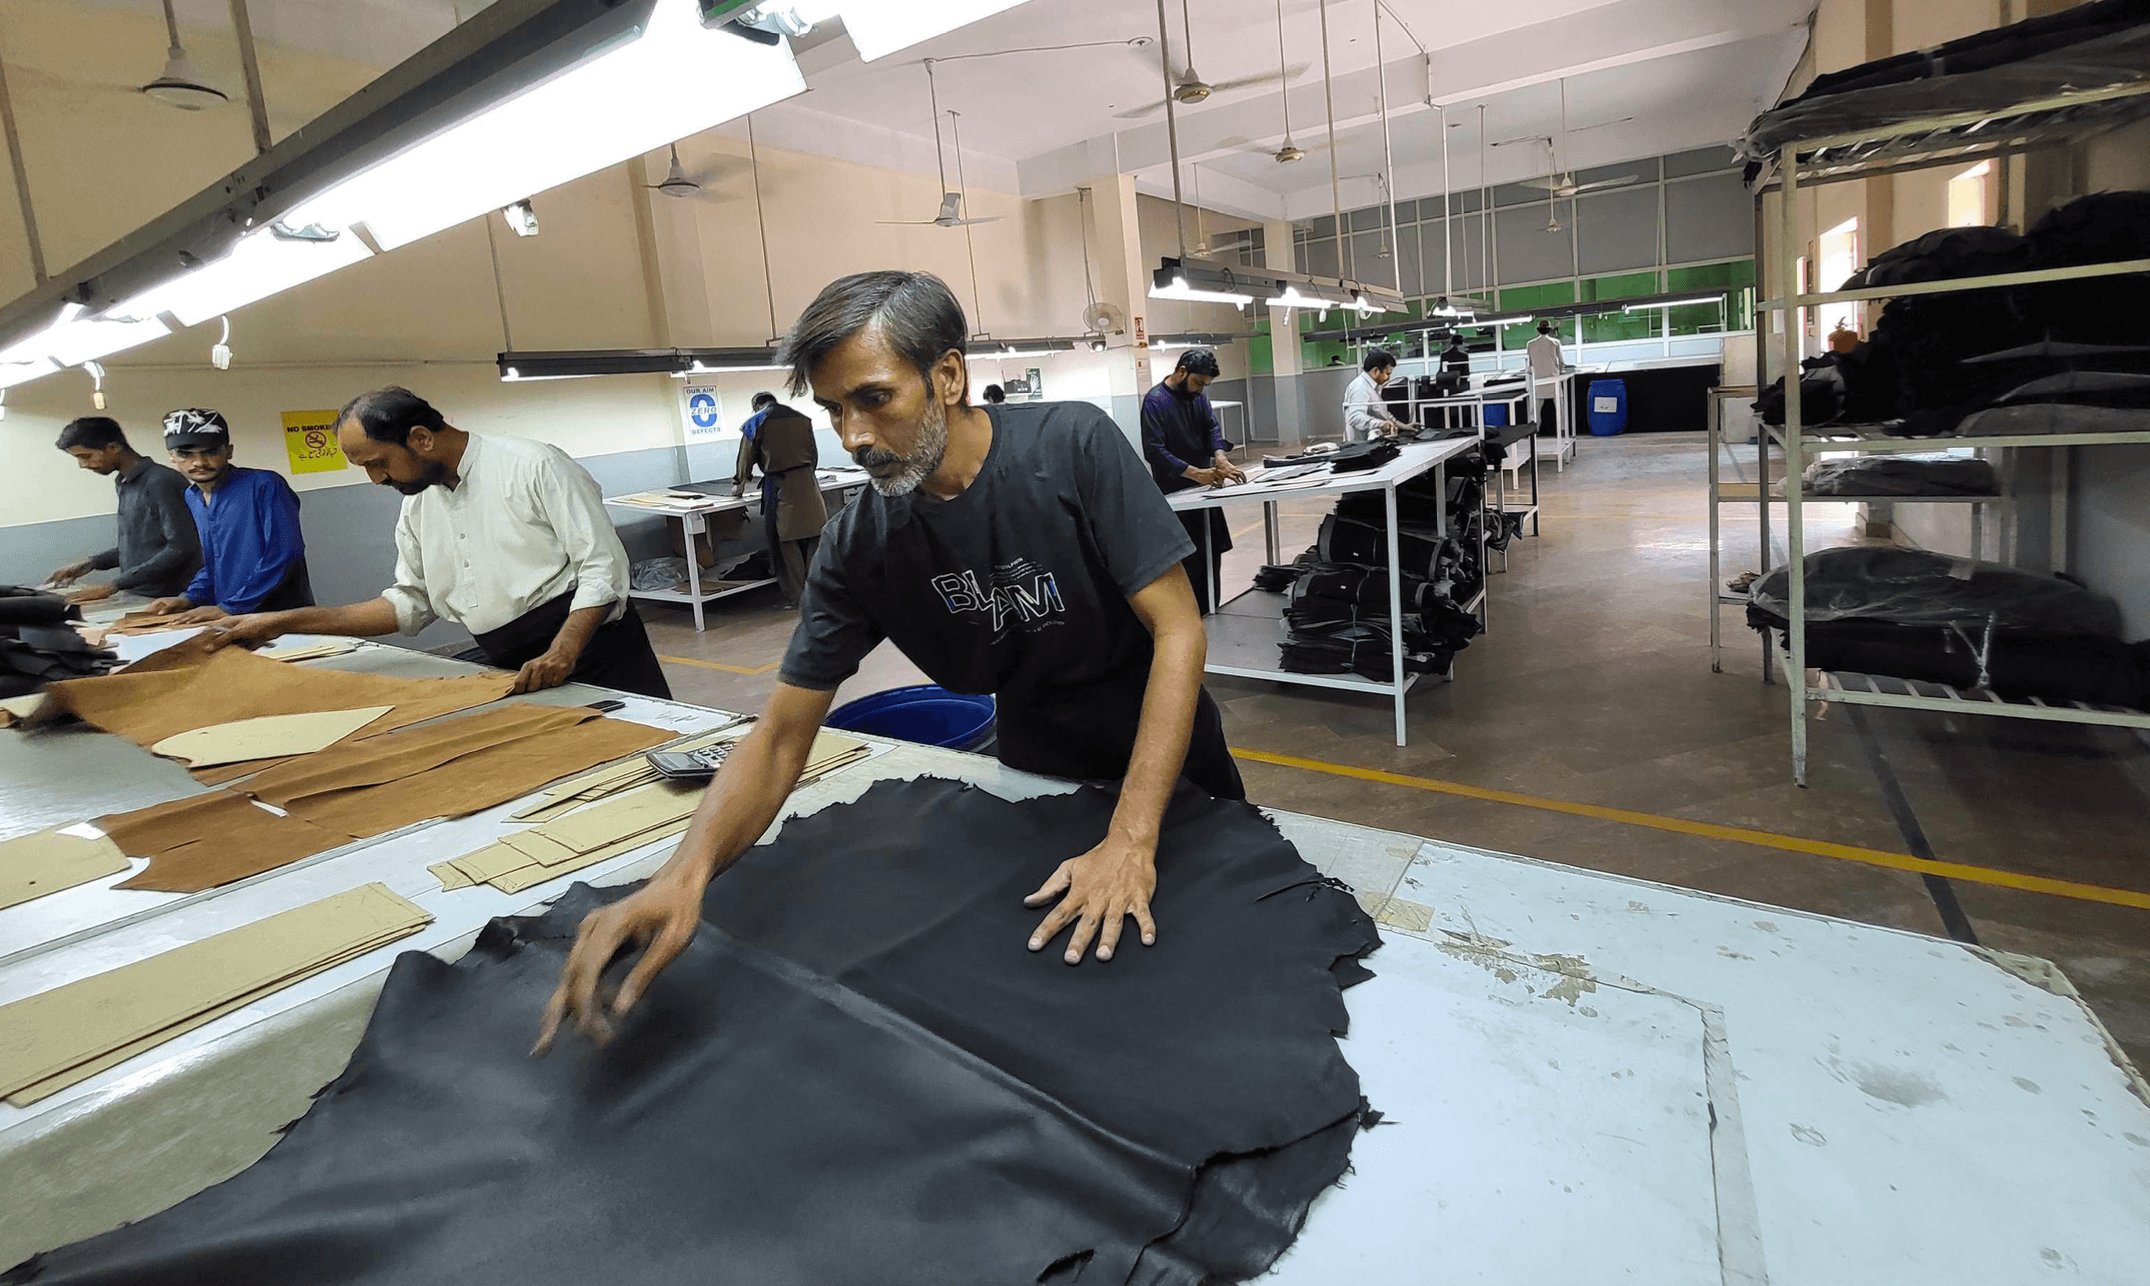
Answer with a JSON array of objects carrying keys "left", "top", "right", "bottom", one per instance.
[{"left": 282, "top": 409, "right": 348, "bottom": 474}]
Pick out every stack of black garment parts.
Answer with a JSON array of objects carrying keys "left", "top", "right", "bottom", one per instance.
[
  {"left": 0, "top": 587, "right": 116, "bottom": 698},
  {"left": 1265, "top": 461, "right": 1487, "bottom": 682},
  {"left": 1755, "top": 190, "right": 2150, "bottom": 438},
  {"left": 3, "top": 777, "right": 1383, "bottom": 1286},
  {"left": 1747, "top": 547, "right": 2150, "bottom": 710},
  {"left": 1799, "top": 455, "right": 1999, "bottom": 497}
]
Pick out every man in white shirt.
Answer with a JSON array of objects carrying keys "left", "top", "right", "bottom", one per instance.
[
  {"left": 205, "top": 386, "right": 671, "bottom": 700},
  {"left": 1342, "top": 349, "right": 1406, "bottom": 442},
  {"left": 1526, "top": 321, "right": 1570, "bottom": 433}
]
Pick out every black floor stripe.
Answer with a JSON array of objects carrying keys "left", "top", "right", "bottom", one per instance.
[{"left": 1845, "top": 705, "right": 1980, "bottom": 945}]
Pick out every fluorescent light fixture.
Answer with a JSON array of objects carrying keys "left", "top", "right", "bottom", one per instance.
[
  {"left": 830, "top": 0, "right": 1034, "bottom": 61},
  {"left": 1622, "top": 296, "right": 1724, "bottom": 312},
  {"left": 677, "top": 347, "right": 790, "bottom": 373},
  {"left": 1152, "top": 266, "right": 1255, "bottom": 307},
  {"left": 1265, "top": 284, "right": 1323, "bottom": 309},
  {"left": 964, "top": 337, "right": 1079, "bottom": 358},
  {"left": 501, "top": 369, "right": 599, "bottom": 382},
  {"left": 120, "top": 223, "right": 374, "bottom": 328},
  {"left": 285, "top": 0, "right": 804, "bottom": 250},
  {"left": 1148, "top": 332, "right": 1237, "bottom": 351},
  {"left": 498, "top": 348, "right": 693, "bottom": 382},
  {"left": 1471, "top": 313, "right": 1535, "bottom": 327},
  {"left": 0, "top": 301, "right": 170, "bottom": 372}
]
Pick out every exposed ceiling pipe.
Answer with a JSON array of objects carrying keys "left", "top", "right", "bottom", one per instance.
[
  {"left": 227, "top": 0, "right": 274, "bottom": 153},
  {"left": 0, "top": 50, "right": 44, "bottom": 282},
  {"left": 1372, "top": 0, "right": 1400, "bottom": 294},
  {"left": 1318, "top": 0, "right": 1345, "bottom": 279},
  {"left": 1154, "top": 0, "right": 1188, "bottom": 259},
  {"left": 747, "top": 114, "right": 780, "bottom": 344}
]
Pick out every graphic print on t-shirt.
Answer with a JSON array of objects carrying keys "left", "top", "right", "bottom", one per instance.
[{"left": 932, "top": 557, "right": 1067, "bottom": 637}]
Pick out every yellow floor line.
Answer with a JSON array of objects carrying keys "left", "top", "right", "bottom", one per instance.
[
  {"left": 658, "top": 655, "right": 780, "bottom": 676},
  {"left": 1233, "top": 746, "right": 2150, "bottom": 912}
]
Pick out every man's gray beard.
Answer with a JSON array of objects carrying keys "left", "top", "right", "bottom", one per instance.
[{"left": 863, "top": 395, "right": 949, "bottom": 498}]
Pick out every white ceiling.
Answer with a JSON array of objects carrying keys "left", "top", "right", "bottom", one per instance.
[{"left": 51, "top": 0, "right": 1813, "bottom": 220}]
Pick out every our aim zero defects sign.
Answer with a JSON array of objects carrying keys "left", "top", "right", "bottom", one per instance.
[{"left": 281, "top": 409, "right": 348, "bottom": 474}]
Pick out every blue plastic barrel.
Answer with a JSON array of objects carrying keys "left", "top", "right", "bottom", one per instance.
[
  {"left": 1482, "top": 403, "right": 1510, "bottom": 428},
  {"left": 826, "top": 684, "right": 995, "bottom": 751},
  {"left": 1586, "top": 379, "right": 1628, "bottom": 436}
]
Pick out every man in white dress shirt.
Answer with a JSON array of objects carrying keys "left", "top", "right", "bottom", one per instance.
[
  {"left": 1342, "top": 349, "right": 1405, "bottom": 442},
  {"left": 1527, "top": 320, "right": 1571, "bottom": 435},
  {"left": 207, "top": 386, "right": 671, "bottom": 700}
]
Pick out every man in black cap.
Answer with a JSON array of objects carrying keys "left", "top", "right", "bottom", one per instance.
[
  {"left": 137, "top": 409, "right": 312, "bottom": 624},
  {"left": 44, "top": 416, "right": 200, "bottom": 604}
]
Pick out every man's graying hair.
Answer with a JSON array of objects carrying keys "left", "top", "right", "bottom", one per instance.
[{"left": 778, "top": 271, "right": 969, "bottom": 399}]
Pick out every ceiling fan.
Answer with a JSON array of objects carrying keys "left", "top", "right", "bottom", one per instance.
[
  {"left": 1115, "top": 0, "right": 1305, "bottom": 119},
  {"left": 647, "top": 144, "right": 704, "bottom": 199},
  {"left": 1510, "top": 81, "right": 1637, "bottom": 198},
  {"left": 879, "top": 62, "right": 1002, "bottom": 228},
  {"left": 1269, "top": 0, "right": 1303, "bottom": 162}
]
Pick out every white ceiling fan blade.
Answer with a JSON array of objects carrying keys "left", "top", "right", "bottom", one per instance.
[
  {"left": 1204, "top": 63, "right": 1308, "bottom": 94},
  {"left": 1570, "top": 175, "right": 1640, "bottom": 194},
  {"left": 876, "top": 219, "right": 942, "bottom": 225},
  {"left": 1114, "top": 99, "right": 1172, "bottom": 119},
  {"left": 944, "top": 216, "right": 1003, "bottom": 226}
]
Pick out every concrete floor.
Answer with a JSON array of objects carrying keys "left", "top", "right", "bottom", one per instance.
[{"left": 642, "top": 431, "right": 2150, "bottom": 1068}]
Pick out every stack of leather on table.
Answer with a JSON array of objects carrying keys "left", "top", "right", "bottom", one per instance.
[
  {"left": 1268, "top": 463, "right": 1487, "bottom": 681},
  {"left": 0, "top": 587, "right": 116, "bottom": 699},
  {"left": 1747, "top": 547, "right": 2150, "bottom": 709}
]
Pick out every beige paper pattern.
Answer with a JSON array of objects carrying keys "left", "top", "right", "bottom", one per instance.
[
  {"left": 0, "top": 830, "right": 131, "bottom": 911},
  {"left": 149, "top": 706, "right": 395, "bottom": 767},
  {"left": 0, "top": 884, "right": 430, "bottom": 1104}
]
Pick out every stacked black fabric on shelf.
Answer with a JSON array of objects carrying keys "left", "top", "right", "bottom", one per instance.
[
  {"left": 1746, "top": 548, "right": 2150, "bottom": 710},
  {"left": 1756, "top": 190, "right": 2150, "bottom": 438},
  {"left": 1265, "top": 458, "right": 1488, "bottom": 682},
  {"left": 0, "top": 588, "right": 116, "bottom": 698}
]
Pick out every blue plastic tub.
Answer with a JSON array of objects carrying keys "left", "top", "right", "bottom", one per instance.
[
  {"left": 1586, "top": 379, "right": 1628, "bottom": 436},
  {"left": 826, "top": 685, "right": 996, "bottom": 751},
  {"left": 1482, "top": 403, "right": 1510, "bottom": 428}
]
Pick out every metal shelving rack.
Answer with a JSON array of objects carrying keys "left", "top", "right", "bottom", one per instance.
[{"left": 1752, "top": 76, "right": 2150, "bottom": 784}]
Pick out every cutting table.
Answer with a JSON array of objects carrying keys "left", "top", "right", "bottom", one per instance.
[{"left": 1, "top": 643, "right": 2144, "bottom": 1284}]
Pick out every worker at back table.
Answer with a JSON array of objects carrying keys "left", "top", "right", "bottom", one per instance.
[
  {"left": 1343, "top": 349, "right": 1406, "bottom": 442},
  {"left": 733, "top": 390, "right": 826, "bottom": 609},
  {"left": 1528, "top": 321, "right": 1571, "bottom": 434},
  {"left": 1140, "top": 347, "right": 1245, "bottom": 614}
]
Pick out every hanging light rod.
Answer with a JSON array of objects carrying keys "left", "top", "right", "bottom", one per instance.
[
  {"left": 0, "top": 0, "right": 807, "bottom": 387},
  {"left": 1149, "top": 256, "right": 1406, "bottom": 315},
  {"left": 498, "top": 345, "right": 788, "bottom": 382}
]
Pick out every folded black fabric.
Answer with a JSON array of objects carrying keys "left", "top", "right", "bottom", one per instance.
[
  {"left": 1326, "top": 440, "right": 1399, "bottom": 473},
  {"left": 0, "top": 588, "right": 77, "bottom": 628},
  {"left": 1801, "top": 456, "right": 1999, "bottom": 497},
  {"left": 1748, "top": 547, "right": 2122, "bottom": 636},
  {"left": 1748, "top": 614, "right": 2150, "bottom": 711},
  {"left": 5, "top": 778, "right": 1381, "bottom": 1286},
  {"left": 0, "top": 588, "right": 112, "bottom": 697}
]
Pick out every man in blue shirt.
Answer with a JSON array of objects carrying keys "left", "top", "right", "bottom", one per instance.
[
  {"left": 1140, "top": 349, "right": 1243, "bottom": 613},
  {"left": 140, "top": 409, "right": 313, "bottom": 624}
]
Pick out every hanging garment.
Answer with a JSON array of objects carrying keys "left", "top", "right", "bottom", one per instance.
[{"left": 3, "top": 777, "right": 1380, "bottom": 1286}]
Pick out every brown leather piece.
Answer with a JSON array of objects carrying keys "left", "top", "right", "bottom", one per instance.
[
  {"left": 47, "top": 640, "right": 515, "bottom": 750},
  {"left": 100, "top": 791, "right": 349, "bottom": 893},
  {"left": 243, "top": 705, "right": 603, "bottom": 808},
  {"left": 255, "top": 709, "right": 675, "bottom": 841}
]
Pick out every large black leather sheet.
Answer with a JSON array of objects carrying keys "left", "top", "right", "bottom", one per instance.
[{"left": 5, "top": 777, "right": 1380, "bottom": 1286}]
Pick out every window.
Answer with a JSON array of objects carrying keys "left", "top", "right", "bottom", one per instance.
[
  {"left": 1496, "top": 281, "right": 1575, "bottom": 350},
  {"left": 1816, "top": 217, "right": 1861, "bottom": 335},
  {"left": 1949, "top": 160, "right": 1994, "bottom": 227},
  {"left": 1582, "top": 271, "right": 1661, "bottom": 343},
  {"left": 1666, "top": 260, "right": 1755, "bottom": 335}
]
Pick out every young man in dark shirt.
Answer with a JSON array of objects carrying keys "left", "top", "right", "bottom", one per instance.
[
  {"left": 45, "top": 417, "right": 201, "bottom": 604},
  {"left": 1140, "top": 348, "right": 1245, "bottom": 613},
  {"left": 537, "top": 270, "right": 1244, "bottom": 1050}
]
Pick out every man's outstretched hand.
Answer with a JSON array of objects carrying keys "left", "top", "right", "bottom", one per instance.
[
  {"left": 202, "top": 613, "right": 286, "bottom": 650},
  {"left": 1024, "top": 837, "right": 1158, "bottom": 964},
  {"left": 533, "top": 874, "right": 706, "bottom": 1055}
]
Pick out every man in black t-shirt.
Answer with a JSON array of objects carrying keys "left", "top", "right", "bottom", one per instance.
[{"left": 537, "top": 271, "right": 1244, "bottom": 1051}]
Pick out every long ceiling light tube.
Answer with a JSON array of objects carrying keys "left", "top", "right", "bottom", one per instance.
[
  {"left": 120, "top": 223, "right": 374, "bottom": 327},
  {"left": 286, "top": 0, "right": 803, "bottom": 250}
]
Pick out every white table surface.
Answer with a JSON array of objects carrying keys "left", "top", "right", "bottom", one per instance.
[{"left": 1, "top": 648, "right": 2144, "bottom": 1283}]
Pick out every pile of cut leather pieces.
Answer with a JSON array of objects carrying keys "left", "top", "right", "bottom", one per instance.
[
  {"left": 434, "top": 727, "right": 871, "bottom": 894},
  {"left": 0, "top": 588, "right": 115, "bottom": 701},
  {"left": 5, "top": 639, "right": 674, "bottom": 901}
]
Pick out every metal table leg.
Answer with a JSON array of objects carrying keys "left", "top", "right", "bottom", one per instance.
[{"left": 684, "top": 513, "right": 707, "bottom": 633}]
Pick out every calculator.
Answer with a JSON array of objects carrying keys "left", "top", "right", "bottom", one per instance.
[{"left": 646, "top": 740, "right": 740, "bottom": 780}]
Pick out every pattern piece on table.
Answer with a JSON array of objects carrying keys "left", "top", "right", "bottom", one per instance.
[
  {"left": 0, "top": 829, "right": 130, "bottom": 912},
  {"left": 441, "top": 732, "right": 869, "bottom": 893},
  {"left": 0, "top": 883, "right": 429, "bottom": 1106},
  {"left": 251, "top": 708, "right": 674, "bottom": 842},
  {"left": 508, "top": 720, "right": 751, "bottom": 822},
  {"left": 255, "top": 640, "right": 360, "bottom": 663},
  {"left": 149, "top": 706, "right": 395, "bottom": 767},
  {"left": 13, "top": 779, "right": 1380, "bottom": 1286},
  {"left": 98, "top": 792, "right": 349, "bottom": 893},
  {"left": 44, "top": 642, "right": 515, "bottom": 751}
]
